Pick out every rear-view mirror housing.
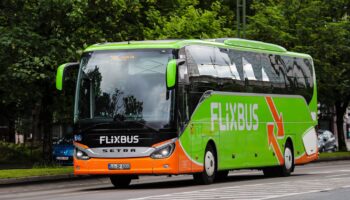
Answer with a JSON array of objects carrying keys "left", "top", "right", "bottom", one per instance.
[{"left": 56, "top": 62, "right": 79, "bottom": 90}]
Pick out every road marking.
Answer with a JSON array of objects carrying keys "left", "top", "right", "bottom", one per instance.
[
  {"left": 129, "top": 176, "right": 350, "bottom": 200},
  {"left": 326, "top": 173, "right": 350, "bottom": 178}
]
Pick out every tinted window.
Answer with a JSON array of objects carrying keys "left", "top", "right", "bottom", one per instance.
[
  {"left": 185, "top": 45, "right": 314, "bottom": 105},
  {"left": 282, "top": 56, "right": 314, "bottom": 102},
  {"left": 186, "top": 45, "right": 240, "bottom": 79},
  {"left": 261, "top": 54, "right": 288, "bottom": 90}
]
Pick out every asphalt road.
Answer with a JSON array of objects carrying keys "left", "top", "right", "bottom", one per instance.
[{"left": 1, "top": 160, "right": 350, "bottom": 200}]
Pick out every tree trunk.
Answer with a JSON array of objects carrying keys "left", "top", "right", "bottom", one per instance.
[
  {"left": 41, "top": 108, "right": 53, "bottom": 162},
  {"left": 335, "top": 101, "right": 348, "bottom": 151},
  {"left": 41, "top": 84, "right": 54, "bottom": 163},
  {"left": 7, "top": 119, "right": 15, "bottom": 143}
]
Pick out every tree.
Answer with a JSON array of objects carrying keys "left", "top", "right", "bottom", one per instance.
[
  {"left": 247, "top": 0, "right": 350, "bottom": 150},
  {"left": 143, "top": 0, "right": 235, "bottom": 39}
]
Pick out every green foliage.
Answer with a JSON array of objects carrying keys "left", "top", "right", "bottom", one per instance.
[
  {"left": 144, "top": 1, "right": 235, "bottom": 39},
  {"left": 0, "top": 141, "right": 42, "bottom": 164}
]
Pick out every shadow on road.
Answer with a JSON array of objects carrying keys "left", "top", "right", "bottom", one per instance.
[
  {"left": 78, "top": 173, "right": 286, "bottom": 191},
  {"left": 78, "top": 172, "right": 314, "bottom": 192}
]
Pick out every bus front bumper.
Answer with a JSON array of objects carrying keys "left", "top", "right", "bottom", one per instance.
[{"left": 74, "top": 155, "right": 179, "bottom": 175}]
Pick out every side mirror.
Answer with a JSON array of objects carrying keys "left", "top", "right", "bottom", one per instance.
[
  {"left": 166, "top": 59, "right": 177, "bottom": 89},
  {"left": 56, "top": 62, "right": 79, "bottom": 90}
]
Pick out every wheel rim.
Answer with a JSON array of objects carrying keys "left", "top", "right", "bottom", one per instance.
[
  {"left": 205, "top": 151, "right": 215, "bottom": 176},
  {"left": 284, "top": 147, "right": 293, "bottom": 170}
]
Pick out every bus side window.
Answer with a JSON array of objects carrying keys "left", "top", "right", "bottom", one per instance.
[
  {"left": 261, "top": 54, "right": 287, "bottom": 94},
  {"left": 177, "top": 48, "right": 190, "bottom": 129},
  {"left": 283, "top": 56, "right": 297, "bottom": 90},
  {"left": 239, "top": 52, "right": 262, "bottom": 94},
  {"left": 186, "top": 45, "right": 217, "bottom": 77},
  {"left": 215, "top": 48, "right": 242, "bottom": 92},
  {"left": 185, "top": 45, "right": 217, "bottom": 115},
  {"left": 282, "top": 56, "right": 314, "bottom": 103},
  {"left": 242, "top": 52, "right": 259, "bottom": 81},
  {"left": 297, "top": 58, "right": 313, "bottom": 88},
  {"left": 296, "top": 58, "right": 313, "bottom": 102}
]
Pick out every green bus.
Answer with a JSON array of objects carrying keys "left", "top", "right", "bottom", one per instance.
[{"left": 56, "top": 38, "right": 318, "bottom": 187}]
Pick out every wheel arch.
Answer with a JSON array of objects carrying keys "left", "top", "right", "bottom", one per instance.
[
  {"left": 206, "top": 139, "right": 218, "bottom": 166},
  {"left": 285, "top": 137, "right": 294, "bottom": 152}
]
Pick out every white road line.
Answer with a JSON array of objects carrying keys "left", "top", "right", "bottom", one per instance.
[
  {"left": 326, "top": 173, "right": 350, "bottom": 178},
  {"left": 129, "top": 176, "right": 350, "bottom": 200}
]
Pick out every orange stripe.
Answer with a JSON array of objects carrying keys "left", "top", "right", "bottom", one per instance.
[
  {"left": 267, "top": 124, "right": 284, "bottom": 165},
  {"left": 152, "top": 139, "right": 174, "bottom": 148},
  {"left": 74, "top": 141, "right": 89, "bottom": 149},
  {"left": 266, "top": 97, "right": 279, "bottom": 124},
  {"left": 266, "top": 96, "right": 284, "bottom": 137},
  {"left": 295, "top": 152, "right": 319, "bottom": 165}
]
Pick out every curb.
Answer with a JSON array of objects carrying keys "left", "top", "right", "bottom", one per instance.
[
  {"left": 0, "top": 174, "right": 97, "bottom": 186},
  {"left": 314, "top": 156, "right": 350, "bottom": 163}
]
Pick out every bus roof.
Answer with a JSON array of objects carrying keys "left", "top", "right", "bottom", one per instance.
[{"left": 84, "top": 39, "right": 312, "bottom": 59}]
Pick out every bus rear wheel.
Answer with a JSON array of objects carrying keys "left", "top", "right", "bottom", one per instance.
[
  {"left": 263, "top": 142, "right": 294, "bottom": 177},
  {"left": 110, "top": 175, "right": 133, "bottom": 188},
  {"left": 193, "top": 144, "right": 216, "bottom": 185}
]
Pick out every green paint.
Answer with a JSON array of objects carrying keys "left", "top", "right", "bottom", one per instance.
[
  {"left": 56, "top": 63, "right": 66, "bottom": 90},
  {"left": 224, "top": 38, "right": 287, "bottom": 52},
  {"left": 83, "top": 39, "right": 311, "bottom": 59},
  {"left": 179, "top": 92, "right": 317, "bottom": 170},
  {"left": 166, "top": 59, "right": 177, "bottom": 89}
]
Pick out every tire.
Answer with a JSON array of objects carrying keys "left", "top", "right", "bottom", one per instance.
[
  {"left": 110, "top": 175, "right": 132, "bottom": 188},
  {"left": 263, "top": 142, "right": 294, "bottom": 177},
  {"left": 193, "top": 144, "right": 216, "bottom": 184},
  {"left": 320, "top": 147, "right": 325, "bottom": 152},
  {"left": 215, "top": 170, "right": 229, "bottom": 181},
  {"left": 332, "top": 146, "right": 337, "bottom": 152}
]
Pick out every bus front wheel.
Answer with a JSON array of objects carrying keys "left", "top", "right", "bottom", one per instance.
[
  {"left": 193, "top": 144, "right": 216, "bottom": 184},
  {"left": 110, "top": 175, "right": 133, "bottom": 188}
]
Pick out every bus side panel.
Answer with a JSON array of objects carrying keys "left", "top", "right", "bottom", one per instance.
[{"left": 179, "top": 92, "right": 318, "bottom": 171}]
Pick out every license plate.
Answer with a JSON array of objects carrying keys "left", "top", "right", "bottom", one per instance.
[
  {"left": 108, "top": 163, "right": 130, "bottom": 170},
  {"left": 56, "top": 156, "right": 69, "bottom": 160}
]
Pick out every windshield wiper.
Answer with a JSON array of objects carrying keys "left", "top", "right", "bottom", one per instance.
[
  {"left": 130, "top": 120, "right": 159, "bottom": 133},
  {"left": 113, "top": 113, "right": 126, "bottom": 122}
]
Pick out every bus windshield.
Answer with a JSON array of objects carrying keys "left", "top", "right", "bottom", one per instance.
[{"left": 74, "top": 49, "right": 175, "bottom": 129}]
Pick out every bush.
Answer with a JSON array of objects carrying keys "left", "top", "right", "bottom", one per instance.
[{"left": 0, "top": 141, "right": 43, "bottom": 165}]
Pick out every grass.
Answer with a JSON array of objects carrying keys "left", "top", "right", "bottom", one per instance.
[
  {"left": 319, "top": 151, "right": 350, "bottom": 159},
  {"left": 0, "top": 166, "right": 73, "bottom": 179}
]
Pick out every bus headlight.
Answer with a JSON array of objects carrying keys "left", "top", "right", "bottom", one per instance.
[
  {"left": 75, "top": 149, "right": 90, "bottom": 160},
  {"left": 151, "top": 143, "right": 175, "bottom": 159}
]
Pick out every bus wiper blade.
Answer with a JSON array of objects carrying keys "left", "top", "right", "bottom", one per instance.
[
  {"left": 113, "top": 113, "right": 126, "bottom": 122},
  {"left": 131, "top": 120, "right": 159, "bottom": 133},
  {"left": 78, "top": 117, "right": 123, "bottom": 133}
]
